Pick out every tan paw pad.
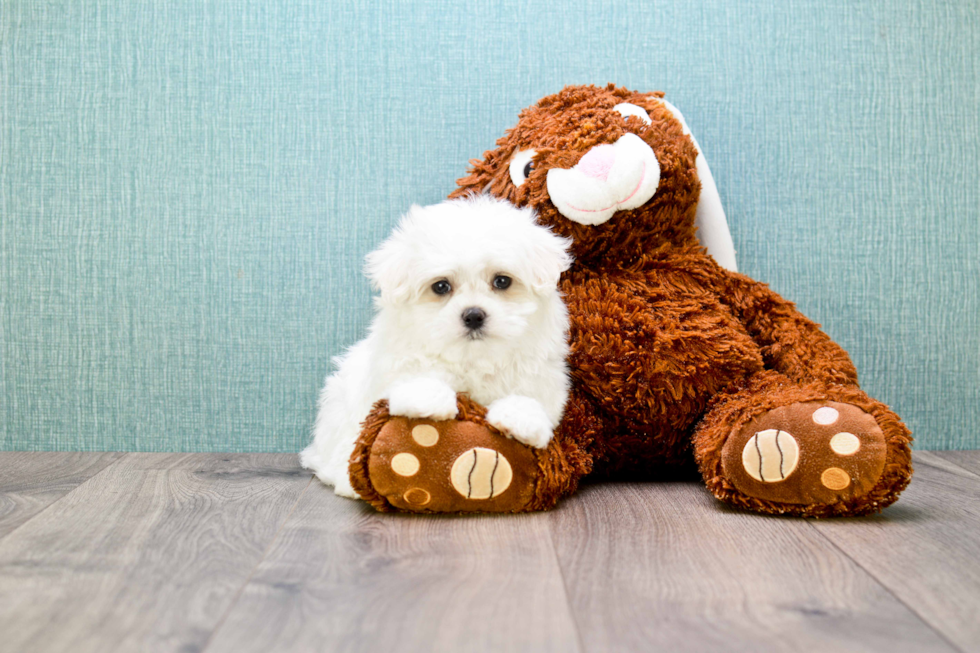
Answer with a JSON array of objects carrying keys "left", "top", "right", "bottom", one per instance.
[
  {"left": 821, "top": 467, "right": 851, "bottom": 490},
  {"left": 450, "top": 447, "right": 513, "bottom": 499},
  {"left": 390, "top": 452, "right": 420, "bottom": 476},
  {"left": 411, "top": 424, "right": 439, "bottom": 447},
  {"left": 812, "top": 406, "right": 839, "bottom": 425},
  {"left": 403, "top": 487, "right": 431, "bottom": 506},
  {"left": 830, "top": 432, "right": 861, "bottom": 455},
  {"left": 742, "top": 429, "right": 800, "bottom": 482}
]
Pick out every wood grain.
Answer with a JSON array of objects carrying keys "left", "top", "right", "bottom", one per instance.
[
  {"left": 1, "top": 452, "right": 978, "bottom": 653},
  {"left": 0, "top": 452, "right": 122, "bottom": 540},
  {"left": 548, "top": 479, "right": 956, "bottom": 653},
  {"left": 203, "top": 482, "right": 581, "bottom": 653},
  {"left": 0, "top": 453, "right": 311, "bottom": 653},
  {"left": 812, "top": 451, "right": 980, "bottom": 652},
  {"left": 931, "top": 450, "right": 980, "bottom": 478}
]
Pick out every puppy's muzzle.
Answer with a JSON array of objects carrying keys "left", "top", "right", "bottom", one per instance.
[{"left": 461, "top": 307, "right": 487, "bottom": 331}]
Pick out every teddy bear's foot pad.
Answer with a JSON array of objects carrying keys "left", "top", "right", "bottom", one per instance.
[
  {"left": 721, "top": 401, "right": 887, "bottom": 505},
  {"left": 365, "top": 418, "right": 540, "bottom": 512}
]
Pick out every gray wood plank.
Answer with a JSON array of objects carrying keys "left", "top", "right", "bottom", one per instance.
[
  {"left": 107, "top": 451, "right": 296, "bottom": 472},
  {"left": 0, "top": 453, "right": 311, "bottom": 653},
  {"left": 812, "top": 451, "right": 980, "bottom": 653},
  {"left": 203, "top": 482, "right": 581, "bottom": 653},
  {"left": 0, "top": 452, "right": 123, "bottom": 540},
  {"left": 549, "top": 480, "right": 956, "bottom": 653},
  {"left": 931, "top": 450, "right": 980, "bottom": 477}
]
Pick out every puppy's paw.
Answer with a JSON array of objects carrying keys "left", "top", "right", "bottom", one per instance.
[
  {"left": 387, "top": 378, "right": 459, "bottom": 421},
  {"left": 487, "top": 395, "right": 555, "bottom": 449}
]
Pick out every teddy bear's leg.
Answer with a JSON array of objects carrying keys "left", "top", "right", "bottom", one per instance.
[
  {"left": 348, "top": 391, "right": 595, "bottom": 513},
  {"left": 692, "top": 370, "right": 913, "bottom": 517}
]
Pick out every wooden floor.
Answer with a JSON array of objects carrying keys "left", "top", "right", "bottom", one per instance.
[{"left": 0, "top": 451, "right": 977, "bottom": 653}]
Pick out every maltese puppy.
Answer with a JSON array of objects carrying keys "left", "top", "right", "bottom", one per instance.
[{"left": 301, "top": 195, "right": 573, "bottom": 498}]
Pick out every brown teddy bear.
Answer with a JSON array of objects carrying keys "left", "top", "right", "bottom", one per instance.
[{"left": 349, "top": 84, "right": 913, "bottom": 517}]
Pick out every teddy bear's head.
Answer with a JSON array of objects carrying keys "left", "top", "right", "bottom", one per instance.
[{"left": 450, "top": 84, "right": 723, "bottom": 268}]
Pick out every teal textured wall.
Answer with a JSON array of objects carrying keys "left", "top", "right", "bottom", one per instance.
[{"left": 1, "top": 0, "right": 977, "bottom": 452}]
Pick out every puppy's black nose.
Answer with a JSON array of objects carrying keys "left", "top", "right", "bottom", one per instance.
[{"left": 461, "top": 307, "right": 486, "bottom": 330}]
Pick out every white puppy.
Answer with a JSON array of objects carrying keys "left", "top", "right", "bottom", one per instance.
[{"left": 301, "top": 195, "right": 573, "bottom": 498}]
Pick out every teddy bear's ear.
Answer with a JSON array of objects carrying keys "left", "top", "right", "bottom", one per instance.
[{"left": 653, "top": 98, "right": 738, "bottom": 272}]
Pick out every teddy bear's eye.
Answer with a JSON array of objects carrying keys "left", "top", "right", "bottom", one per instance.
[
  {"left": 613, "top": 103, "right": 652, "bottom": 126},
  {"left": 509, "top": 149, "right": 537, "bottom": 187}
]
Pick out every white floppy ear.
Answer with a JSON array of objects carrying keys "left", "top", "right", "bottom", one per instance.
[
  {"left": 657, "top": 99, "right": 738, "bottom": 272},
  {"left": 363, "top": 206, "right": 421, "bottom": 302}
]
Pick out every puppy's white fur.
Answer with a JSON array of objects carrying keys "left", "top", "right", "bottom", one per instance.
[{"left": 301, "top": 195, "right": 572, "bottom": 498}]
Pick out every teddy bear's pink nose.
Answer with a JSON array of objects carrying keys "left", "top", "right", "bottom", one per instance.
[{"left": 575, "top": 145, "right": 616, "bottom": 182}]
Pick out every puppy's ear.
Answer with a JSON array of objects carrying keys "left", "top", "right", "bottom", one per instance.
[
  {"left": 364, "top": 207, "right": 422, "bottom": 303},
  {"left": 520, "top": 216, "right": 573, "bottom": 293}
]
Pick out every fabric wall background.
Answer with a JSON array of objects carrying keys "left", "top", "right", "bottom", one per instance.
[{"left": 1, "top": 0, "right": 977, "bottom": 452}]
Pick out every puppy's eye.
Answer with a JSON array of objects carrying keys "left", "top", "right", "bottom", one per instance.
[
  {"left": 492, "top": 275, "right": 512, "bottom": 290},
  {"left": 432, "top": 280, "right": 452, "bottom": 296},
  {"left": 508, "top": 149, "right": 537, "bottom": 187},
  {"left": 613, "top": 103, "right": 652, "bottom": 126}
]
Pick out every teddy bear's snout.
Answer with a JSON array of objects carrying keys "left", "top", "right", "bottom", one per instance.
[{"left": 546, "top": 133, "right": 661, "bottom": 226}]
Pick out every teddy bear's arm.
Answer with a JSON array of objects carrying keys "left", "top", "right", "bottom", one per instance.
[
  {"left": 710, "top": 268, "right": 860, "bottom": 387},
  {"left": 563, "top": 277, "right": 661, "bottom": 415},
  {"left": 562, "top": 271, "right": 764, "bottom": 419}
]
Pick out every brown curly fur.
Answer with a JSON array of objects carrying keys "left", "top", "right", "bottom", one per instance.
[{"left": 357, "top": 83, "right": 913, "bottom": 516}]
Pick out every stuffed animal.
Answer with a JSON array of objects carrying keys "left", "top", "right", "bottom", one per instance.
[{"left": 349, "top": 84, "right": 912, "bottom": 517}]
